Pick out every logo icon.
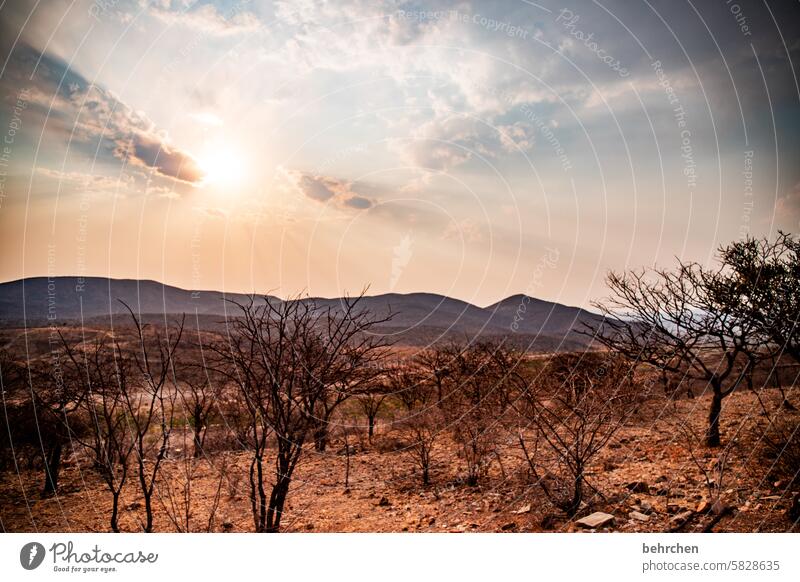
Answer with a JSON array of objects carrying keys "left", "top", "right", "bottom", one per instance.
[{"left": 20, "top": 542, "right": 46, "bottom": 570}]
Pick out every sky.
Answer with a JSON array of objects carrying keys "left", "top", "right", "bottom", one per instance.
[{"left": 0, "top": 0, "right": 798, "bottom": 308}]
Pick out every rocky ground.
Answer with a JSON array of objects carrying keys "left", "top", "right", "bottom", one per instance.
[{"left": 1, "top": 389, "right": 797, "bottom": 533}]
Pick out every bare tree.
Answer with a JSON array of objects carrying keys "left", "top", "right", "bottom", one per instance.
[
  {"left": 355, "top": 383, "right": 389, "bottom": 443},
  {"left": 439, "top": 342, "right": 511, "bottom": 486},
  {"left": 213, "top": 293, "right": 391, "bottom": 532},
  {"left": 60, "top": 333, "right": 136, "bottom": 532},
  {"left": 121, "top": 304, "right": 185, "bottom": 532},
  {"left": 14, "top": 336, "right": 90, "bottom": 495},
  {"left": 401, "top": 406, "right": 443, "bottom": 486},
  {"left": 516, "top": 352, "right": 639, "bottom": 516},
  {"left": 175, "top": 337, "right": 224, "bottom": 458},
  {"left": 586, "top": 263, "right": 758, "bottom": 446}
]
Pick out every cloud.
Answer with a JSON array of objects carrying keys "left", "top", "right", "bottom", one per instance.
[
  {"left": 397, "top": 114, "right": 536, "bottom": 171},
  {"left": 343, "top": 195, "right": 373, "bottom": 209},
  {"left": 442, "top": 218, "right": 485, "bottom": 243},
  {"left": 1, "top": 43, "right": 205, "bottom": 185},
  {"left": 35, "top": 167, "right": 134, "bottom": 192},
  {"left": 287, "top": 170, "right": 374, "bottom": 210},
  {"left": 147, "top": 1, "right": 261, "bottom": 36}
]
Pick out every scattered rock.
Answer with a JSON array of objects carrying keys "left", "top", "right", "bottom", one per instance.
[
  {"left": 500, "top": 522, "right": 517, "bottom": 531},
  {"left": 575, "top": 512, "right": 615, "bottom": 529},
  {"left": 669, "top": 510, "right": 694, "bottom": 528},
  {"left": 305, "top": 523, "right": 315, "bottom": 530},
  {"left": 629, "top": 511, "right": 650, "bottom": 522},
  {"left": 666, "top": 503, "right": 685, "bottom": 514},
  {"left": 222, "top": 521, "right": 234, "bottom": 532},
  {"left": 126, "top": 502, "right": 141, "bottom": 511},
  {"left": 625, "top": 481, "right": 650, "bottom": 494},
  {"left": 512, "top": 504, "right": 531, "bottom": 514},
  {"left": 378, "top": 496, "right": 391, "bottom": 507},
  {"left": 640, "top": 501, "right": 654, "bottom": 514},
  {"left": 696, "top": 499, "right": 710, "bottom": 514},
  {"left": 654, "top": 475, "right": 668, "bottom": 483}
]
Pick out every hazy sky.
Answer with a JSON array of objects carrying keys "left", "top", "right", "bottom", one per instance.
[{"left": 0, "top": 0, "right": 798, "bottom": 307}]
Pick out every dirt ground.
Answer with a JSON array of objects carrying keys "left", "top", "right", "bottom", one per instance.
[{"left": 1, "top": 389, "right": 797, "bottom": 533}]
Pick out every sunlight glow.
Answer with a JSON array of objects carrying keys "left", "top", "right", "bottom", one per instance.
[{"left": 197, "top": 142, "right": 246, "bottom": 188}]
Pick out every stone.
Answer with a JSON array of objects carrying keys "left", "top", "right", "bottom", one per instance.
[
  {"left": 696, "top": 499, "right": 710, "bottom": 514},
  {"left": 500, "top": 522, "right": 517, "bottom": 531},
  {"left": 575, "top": 512, "right": 615, "bottom": 529},
  {"left": 669, "top": 510, "right": 694, "bottom": 528},
  {"left": 222, "top": 521, "right": 234, "bottom": 532},
  {"left": 512, "top": 504, "right": 532, "bottom": 514},
  {"left": 666, "top": 503, "right": 685, "bottom": 514},
  {"left": 625, "top": 481, "right": 650, "bottom": 494},
  {"left": 640, "top": 501, "right": 654, "bottom": 514},
  {"left": 629, "top": 511, "right": 650, "bottom": 522},
  {"left": 378, "top": 496, "right": 391, "bottom": 507}
]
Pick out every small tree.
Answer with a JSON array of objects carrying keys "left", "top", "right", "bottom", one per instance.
[
  {"left": 516, "top": 352, "right": 639, "bottom": 516},
  {"left": 121, "top": 304, "right": 185, "bottom": 532},
  {"left": 401, "top": 406, "right": 443, "bottom": 486},
  {"left": 587, "top": 263, "right": 758, "bottom": 446},
  {"left": 355, "top": 384, "right": 389, "bottom": 443},
  {"left": 17, "top": 338, "right": 89, "bottom": 495},
  {"left": 175, "top": 338, "right": 224, "bottom": 458},
  {"left": 60, "top": 333, "right": 136, "bottom": 532},
  {"left": 214, "top": 293, "right": 390, "bottom": 532},
  {"left": 439, "top": 342, "right": 511, "bottom": 486}
]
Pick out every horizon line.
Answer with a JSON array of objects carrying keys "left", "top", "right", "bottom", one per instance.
[{"left": 0, "top": 274, "right": 595, "bottom": 313}]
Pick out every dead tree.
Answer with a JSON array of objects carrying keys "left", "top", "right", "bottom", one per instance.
[
  {"left": 174, "top": 337, "right": 224, "bottom": 458},
  {"left": 439, "top": 342, "right": 511, "bottom": 486},
  {"left": 214, "top": 293, "right": 390, "bottom": 532},
  {"left": 121, "top": 304, "right": 185, "bottom": 532},
  {"left": 60, "top": 333, "right": 136, "bottom": 532},
  {"left": 516, "top": 352, "right": 639, "bottom": 516},
  {"left": 586, "top": 263, "right": 759, "bottom": 446},
  {"left": 355, "top": 382, "right": 390, "bottom": 443},
  {"left": 15, "top": 338, "right": 90, "bottom": 496}
]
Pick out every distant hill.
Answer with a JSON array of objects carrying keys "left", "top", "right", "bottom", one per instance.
[{"left": 0, "top": 277, "right": 603, "bottom": 351}]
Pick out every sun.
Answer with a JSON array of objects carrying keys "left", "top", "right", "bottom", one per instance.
[{"left": 197, "top": 142, "right": 246, "bottom": 187}]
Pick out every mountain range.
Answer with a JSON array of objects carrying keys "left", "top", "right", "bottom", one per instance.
[{"left": 0, "top": 277, "right": 603, "bottom": 351}]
